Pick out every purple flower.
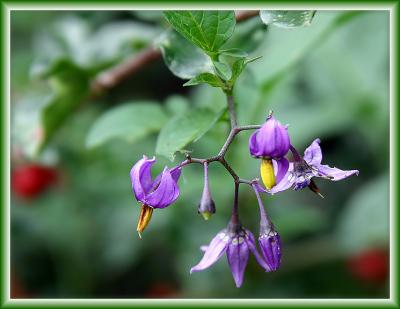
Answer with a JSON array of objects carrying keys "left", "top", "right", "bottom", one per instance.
[
  {"left": 249, "top": 114, "right": 290, "bottom": 159},
  {"left": 259, "top": 228, "right": 282, "bottom": 272},
  {"left": 269, "top": 139, "right": 359, "bottom": 194},
  {"left": 249, "top": 113, "right": 291, "bottom": 190},
  {"left": 130, "top": 155, "right": 181, "bottom": 237},
  {"left": 190, "top": 223, "right": 270, "bottom": 288},
  {"left": 253, "top": 182, "right": 282, "bottom": 271}
]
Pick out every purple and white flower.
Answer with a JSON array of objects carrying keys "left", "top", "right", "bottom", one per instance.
[
  {"left": 190, "top": 224, "right": 271, "bottom": 288},
  {"left": 269, "top": 139, "right": 359, "bottom": 194},
  {"left": 130, "top": 155, "right": 181, "bottom": 237}
]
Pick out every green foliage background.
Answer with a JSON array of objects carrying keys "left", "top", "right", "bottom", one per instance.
[{"left": 10, "top": 10, "right": 389, "bottom": 298}]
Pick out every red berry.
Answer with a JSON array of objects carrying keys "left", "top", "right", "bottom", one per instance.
[
  {"left": 11, "top": 164, "right": 58, "bottom": 199},
  {"left": 347, "top": 248, "right": 389, "bottom": 284}
]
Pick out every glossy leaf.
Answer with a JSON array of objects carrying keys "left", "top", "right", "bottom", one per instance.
[
  {"left": 183, "top": 73, "right": 224, "bottom": 88},
  {"left": 260, "top": 10, "right": 316, "bottom": 28},
  {"left": 163, "top": 11, "right": 236, "bottom": 54},
  {"left": 156, "top": 30, "right": 213, "bottom": 79},
  {"left": 156, "top": 107, "right": 225, "bottom": 160},
  {"left": 86, "top": 102, "right": 168, "bottom": 148}
]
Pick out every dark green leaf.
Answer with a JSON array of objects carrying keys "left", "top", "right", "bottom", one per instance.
[
  {"left": 86, "top": 102, "right": 168, "bottom": 148},
  {"left": 183, "top": 73, "right": 224, "bottom": 88},
  {"left": 213, "top": 61, "right": 232, "bottom": 81},
  {"left": 260, "top": 10, "right": 316, "bottom": 28},
  {"left": 163, "top": 11, "right": 236, "bottom": 54},
  {"left": 156, "top": 107, "right": 225, "bottom": 160},
  {"left": 156, "top": 30, "right": 213, "bottom": 79}
]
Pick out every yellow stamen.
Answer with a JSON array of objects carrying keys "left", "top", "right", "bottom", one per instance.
[
  {"left": 260, "top": 159, "right": 276, "bottom": 189},
  {"left": 136, "top": 204, "right": 154, "bottom": 238}
]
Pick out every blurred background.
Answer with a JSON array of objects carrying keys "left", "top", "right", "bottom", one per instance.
[{"left": 10, "top": 10, "right": 389, "bottom": 298}]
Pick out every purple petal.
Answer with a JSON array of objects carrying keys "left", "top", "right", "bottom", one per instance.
[
  {"left": 170, "top": 166, "right": 182, "bottom": 183},
  {"left": 274, "top": 158, "right": 289, "bottom": 184},
  {"left": 268, "top": 163, "right": 294, "bottom": 194},
  {"left": 249, "top": 131, "right": 260, "bottom": 156},
  {"left": 190, "top": 231, "right": 229, "bottom": 273},
  {"left": 226, "top": 236, "right": 250, "bottom": 288},
  {"left": 249, "top": 117, "right": 290, "bottom": 158},
  {"left": 259, "top": 232, "right": 282, "bottom": 271},
  {"left": 303, "top": 138, "right": 322, "bottom": 166},
  {"left": 130, "top": 155, "right": 156, "bottom": 202},
  {"left": 145, "top": 167, "right": 180, "bottom": 208},
  {"left": 245, "top": 230, "right": 271, "bottom": 272},
  {"left": 314, "top": 164, "right": 359, "bottom": 181}
]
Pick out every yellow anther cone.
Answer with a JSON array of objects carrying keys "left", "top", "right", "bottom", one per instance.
[
  {"left": 260, "top": 159, "right": 276, "bottom": 189},
  {"left": 136, "top": 204, "right": 154, "bottom": 238}
]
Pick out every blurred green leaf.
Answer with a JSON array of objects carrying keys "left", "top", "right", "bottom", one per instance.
[
  {"left": 39, "top": 59, "right": 90, "bottom": 152},
  {"left": 86, "top": 102, "right": 168, "bottom": 148},
  {"left": 184, "top": 73, "right": 224, "bottom": 88},
  {"left": 156, "top": 107, "right": 226, "bottom": 160},
  {"left": 163, "top": 11, "right": 236, "bottom": 55},
  {"left": 253, "top": 11, "right": 362, "bottom": 88},
  {"left": 336, "top": 174, "right": 389, "bottom": 253},
  {"left": 165, "top": 95, "right": 190, "bottom": 116},
  {"left": 156, "top": 30, "right": 214, "bottom": 79},
  {"left": 213, "top": 61, "right": 232, "bottom": 81},
  {"left": 260, "top": 10, "right": 316, "bottom": 28}
]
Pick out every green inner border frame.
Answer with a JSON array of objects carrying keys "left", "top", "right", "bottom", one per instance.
[{"left": 1, "top": 1, "right": 398, "bottom": 308}]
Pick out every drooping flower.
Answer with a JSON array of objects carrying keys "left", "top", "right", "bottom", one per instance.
[
  {"left": 190, "top": 221, "right": 270, "bottom": 288},
  {"left": 268, "top": 139, "right": 359, "bottom": 194},
  {"left": 130, "top": 155, "right": 181, "bottom": 237},
  {"left": 253, "top": 182, "right": 282, "bottom": 271},
  {"left": 198, "top": 162, "right": 216, "bottom": 220},
  {"left": 249, "top": 113, "right": 291, "bottom": 190}
]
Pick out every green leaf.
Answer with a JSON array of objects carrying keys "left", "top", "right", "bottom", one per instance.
[
  {"left": 260, "top": 10, "right": 316, "bottom": 28},
  {"left": 219, "top": 48, "right": 248, "bottom": 58},
  {"left": 156, "top": 30, "right": 213, "bottom": 79},
  {"left": 336, "top": 174, "right": 389, "bottom": 253},
  {"left": 163, "top": 11, "right": 236, "bottom": 54},
  {"left": 213, "top": 61, "right": 232, "bottom": 81},
  {"left": 165, "top": 95, "right": 190, "bottom": 116},
  {"left": 39, "top": 59, "right": 90, "bottom": 152},
  {"left": 230, "top": 58, "right": 246, "bottom": 83},
  {"left": 86, "top": 102, "right": 168, "bottom": 148},
  {"left": 156, "top": 107, "right": 225, "bottom": 160},
  {"left": 183, "top": 73, "right": 224, "bottom": 88}
]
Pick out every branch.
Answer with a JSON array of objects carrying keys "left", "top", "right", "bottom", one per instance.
[{"left": 90, "top": 10, "right": 259, "bottom": 94}]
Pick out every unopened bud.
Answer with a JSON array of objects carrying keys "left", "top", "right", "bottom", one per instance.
[
  {"left": 260, "top": 159, "right": 276, "bottom": 189},
  {"left": 198, "top": 162, "right": 216, "bottom": 220},
  {"left": 136, "top": 204, "right": 154, "bottom": 238}
]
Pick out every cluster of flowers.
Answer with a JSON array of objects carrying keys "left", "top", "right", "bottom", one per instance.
[{"left": 130, "top": 113, "right": 358, "bottom": 287}]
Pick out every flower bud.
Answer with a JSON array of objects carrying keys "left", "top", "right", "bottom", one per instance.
[
  {"left": 249, "top": 113, "right": 290, "bottom": 159},
  {"left": 198, "top": 162, "right": 216, "bottom": 220},
  {"left": 259, "top": 226, "right": 282, "bottom": 271}
]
